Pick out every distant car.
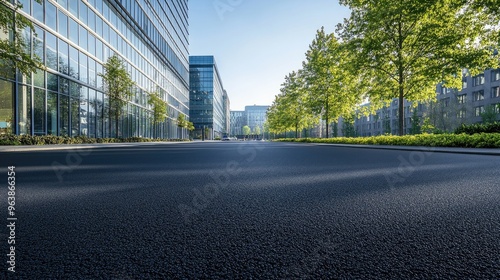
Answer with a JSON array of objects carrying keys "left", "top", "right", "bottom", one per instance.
[{"left": 221, "top": 137, "right": 231, "bottom": 141}]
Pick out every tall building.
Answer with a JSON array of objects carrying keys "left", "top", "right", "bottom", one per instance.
[
  {"left": 222, "top": 90, "right": 230, "bottom": 135},
  {"left": 229, "top": 105, "right": 270, "bottom": 138},
  {"left": 230, "top": 110, "right": 245, "bottom": 136},
  {"left": 245, "top": 105, "right": 269, "bottom": 133},
  {"left": 189, "top": 55, "right": 227, "bottom": 140},
  {"left": 0, "top": 0, "right": 189, "bottom": 138}
]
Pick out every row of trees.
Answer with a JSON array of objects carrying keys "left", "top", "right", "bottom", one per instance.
[{"left": 267, "top": 0, "right": 500, "bottom": 137}]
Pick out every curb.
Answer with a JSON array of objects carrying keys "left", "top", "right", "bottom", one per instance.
[
  {"left": 285, "top": 142, "right": 500, "bottom": 156},
  {"left": 0, "top": 141, "right": 194, "bottom": 152}
]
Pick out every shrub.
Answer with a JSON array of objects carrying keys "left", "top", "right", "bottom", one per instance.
[
  {"left": 275, "top": 133, "right": 500, "bottom": 148},
  {"left": 0, "top": 134, "right": 191, "bottom": 146},
  {"left": 454, "top": 122, "right": 500, "bottom": 135}
]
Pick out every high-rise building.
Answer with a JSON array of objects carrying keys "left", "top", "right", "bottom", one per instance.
[
  {"left": 0, "top": 0, "right": 189, "bottom": 138},
  {"left": 245, "top": 105, "right": 269, "bottom": 133},
  {"left": 189, "top": 55, "right": 227, "bottom": 140},
  {"left": 223, "top": 90, "right": 230, "bottom": 135},
  {"left": 230, "top": 110, "right": 245, "bottom": 136}
]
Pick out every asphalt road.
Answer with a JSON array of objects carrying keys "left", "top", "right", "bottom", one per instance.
[{"left": 0, "top": 141, "right": 499, "bottom": 279}]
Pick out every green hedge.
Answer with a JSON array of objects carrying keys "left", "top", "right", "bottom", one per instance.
[
  {"left": 454, "top": 122, "right": 500, "bottom": 135},
  {"left": 0, "top": 134, "right": 190, "bottom": 146},
  {"left": 275, "top": 133, "right": 500, "bottom": 148}
]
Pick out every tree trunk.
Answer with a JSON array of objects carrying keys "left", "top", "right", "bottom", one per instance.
[{"left": 325, "top": 97, "right": 329, "bottom": 138}]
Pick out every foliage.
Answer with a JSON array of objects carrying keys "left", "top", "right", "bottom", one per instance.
[
  {"left": 409, "top": 109, "right": 421, "bottom": 135},
  {"left": 275, "top": 133, "right": 500, "bottom": 148},
  {"left": 454, "top": 122, "right": 500, "bottom": 134},
  {"left": 480, "top": 105, "right": 499, "bottom": 124},
  {"left": 99, "top": 55, "right": 134, "bottom": 138},
  {"left": 148, "top": 92, "right": 168, "bottom": 125},
  {"left": 253, "top": 125, "right": 261, "bottom": 136},
  {"left": 336, "top": 0, "right": 499, "bottom": 135},
  {"left": 0, "top": 134, "right": 190, "bottom": 145},
  {"left": 302, "top": 27, "right": 362, "bottom": 138},
  {"left": 0, "top": 0, "right": 43, "bottom": 76},
  {"left": 242, "top": 125, "right": 251, "bottom": 137}
]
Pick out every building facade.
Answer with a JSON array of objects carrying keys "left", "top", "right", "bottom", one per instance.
[
  {"left": 222, "top": 90, "right": 230, "bottom": 135},
  {"left": 189, "top": 55, "right": 227, "bottom": 140},
  {"left": 229, "top": 110, "right": 245, "bottom": 136},
  {"left": 245, "top": 105, "right": 269, "bottom": 133},
  {"left": 0, "top": 0, "right": 189, "bottom": 138},
  {"left": 351, "top": 68, "right": 500, "bottom": 136}
]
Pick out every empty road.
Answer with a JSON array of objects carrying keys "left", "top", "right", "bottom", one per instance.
[{"left": 1, "top": 141, "right": 499, "bottom": 279}]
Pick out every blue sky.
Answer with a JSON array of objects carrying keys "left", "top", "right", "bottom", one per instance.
[{"left": 188, "top": 0, "right": 350, "bottom": 110}]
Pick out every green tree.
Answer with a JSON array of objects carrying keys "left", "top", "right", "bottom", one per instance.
[
  {"left": 409, "top": 109, "right": 421, "bottom": 135},
  {"left": 148, "top": 92, "right": 167, "bottom": 138},
  {"left": 177, "top": 114, "right": 188, "bottom": 139},
  {"left": 337, "top": 0, "right": 499, "bottom": 136},
  {"left": 253, "top": 125, "right": 261, "bottom": 136},
  {"left": 342, "top": 114, "right": 357, "bottom": 137},
  {"left": 481, "top": 105, "right": 498, "bottom": 124},
  {"left": 0, "top": 0, "right": 43, "bottom": 76},
  {"left": 99, "top": 55, "right": 134, "bottom": 138},
  {"left": 242, "top": 125, "right": 251, "bottom": 139},
  {"left": 303, "top": 27, "right": 361, "bottom": 138}
]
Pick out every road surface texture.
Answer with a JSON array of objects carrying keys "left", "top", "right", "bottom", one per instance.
[{"left": 0, "top": 141, "right": 499, "bottom": 279}]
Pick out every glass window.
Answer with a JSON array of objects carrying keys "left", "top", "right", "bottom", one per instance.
[
  {"left": 103, "top": 22, "right": 109, "bottom": 42},
  {"left": 58, "top": 39, "right": 69, "bottom": 75},
  {"left": 59, "top": 94, "right": 69, "bottom": 136},
  {"left": 88, "top": 57, "right": 96, "bottom": 87},
  {"left": 33, "top": 69, "right": 45, "bottom": 88},
  {"left": 33, "top": 0, "right": 43, "bottom": 22},
  {"left": 79, "top": 1, "right": 88, "bottom": 25},
  {"left": 33, "top": 88, "right": 46, "bottom": 135},
  {"left": 69, "top": 45, "right": 79, "bottom": 79},
  {"left": 79, "top": 25, "right": 88, "bottom": 49},
  {"left": 0, "top": 80, "right": 14, "bottom": 134},
  {"left": 33, "top": 25, "right": 44, "bottom": 64},
  {"left": 95, "top": 16, "right": 103, "bottom": 38},
  {"left": 88, "top": 9, "right": 96, "bottom": 31},
  {"left": 88, "top": 88, "right": 95, "bottom": 137},
  {"left": 88, "top": 34, "right": 95, "bottom": 56},
  {"left": 45, "top": 1, "right": 56, "bottom": 30},
  {"left": 492, "top": 87, "right": 500, "bottom": 99},
  {"left": 79, "top": 52, "right": 88, "bottom": 84},
  {"left": 59, "top": 77, "right": 69, "bottom": 95},
  {"left": 47, "top": 72, "right": 58, "bottom": 91},
  {"left": 69, "top": 0, "right": 78, "bottom": 17},
  {"left": 95, "top": 62, "right": 103, "bottom": 88},
  {"left": 69, "top": 81, "right": 80, "bottom": 98},
  {"left": 69, "top": 18, "right": 79, "bottom": 44},
  {"left": 95, "top": 39, "right": 103, "bottom": 61},
  {"left": 47, "top": 91, "right": 57, "bottom": 135},
  {"left": 17, "top": 85, "right": 31, "bottom": 135},
  {"left": 19, "top": 0, "right": 30, "bottom": 14},
  {"left": 80, "top": 87, "right": 88, "bottom": 136},
  {"left": 58, "top": 10, "right": 68, "bottom": 38},
  {"left": 45, "top": 32, "right": 57, "bottom": 70},
  {"left": 71, "top": 97, "right": 79, "bottom": 136}
]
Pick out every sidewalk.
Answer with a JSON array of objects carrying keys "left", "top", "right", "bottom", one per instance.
[
  {"left": 308, "top": 143, "right": 500, "bottom": 156},
  {"left": 0, "top": 141, "right": 193, "bottom": 152}
]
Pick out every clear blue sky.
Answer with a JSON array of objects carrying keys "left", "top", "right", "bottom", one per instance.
[{"left": 188, "top": 0, "right": 350, "bottom": 111}]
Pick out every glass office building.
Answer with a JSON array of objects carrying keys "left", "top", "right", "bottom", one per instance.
[
  {"left": 0, "top": 0, "right": 189, "bottom": 138},
  {"left": 189, "top": 56, "right": 226, "bottom": 140}
]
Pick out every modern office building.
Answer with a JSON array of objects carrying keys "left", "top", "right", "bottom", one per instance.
[
  {"left": 229, "top": 105, "right": 270, "bottom": 137},
  {"left": 222, "top": 90, "right": 230, "bottom": 135},
  {"left": 0, "top": 0, "right": 189, "bottom": 138},
  {"left": 245, "top": 105, "right": 269, "bottom": 133},
  {"left": 229, "top": 110, "right": 245, "bottom": 136},
  {"left": 189, "top": 55, "right": 227, "bottom": 140},
  {"left": 351, "top": 68, "right": 500, "bottom": 136}
]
